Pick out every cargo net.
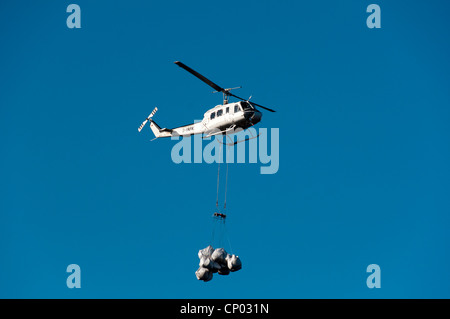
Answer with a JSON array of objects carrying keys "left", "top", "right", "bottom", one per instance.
[{"left": 195, "top": 245, "right": 242, "bottom": 282}]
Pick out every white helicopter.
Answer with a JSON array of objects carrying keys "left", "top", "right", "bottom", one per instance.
[{"left": 138, "top": 61, "right": 275, "bottom": 141}]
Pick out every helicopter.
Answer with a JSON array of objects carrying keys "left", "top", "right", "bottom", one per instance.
[{"left": 138, "top": 61, "right": 275, "bottom": 141}]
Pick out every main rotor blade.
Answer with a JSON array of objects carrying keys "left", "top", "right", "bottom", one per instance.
[
  {"left": 174, "top": 61, "right": 276, "bottom": 112},
  {"left": 174, "top": 61, "right": 224, "bottom": 93},
  {"left": 230, "top": 93, "right": 276, "bottom": 112}
]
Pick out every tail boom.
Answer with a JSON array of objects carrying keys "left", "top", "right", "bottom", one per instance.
[{"left": 138, "top": 107, "right": 206, "bottom": 140}]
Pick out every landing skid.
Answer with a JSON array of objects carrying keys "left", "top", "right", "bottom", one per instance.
[
  {"left": 218, "top": 128, "right": 261, "bottom": 146},
  {"left": 203, "top": 125, "right": 236, "bottom": 139}
]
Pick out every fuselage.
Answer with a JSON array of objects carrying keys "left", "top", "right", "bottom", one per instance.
[{"left": 173, "top": 101, "right": 262, "bottom": 136}]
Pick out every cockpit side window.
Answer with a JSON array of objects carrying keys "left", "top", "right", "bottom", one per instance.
[
  {"left": 210, "top": 112, "right": 215, "bottom": 119},
  {"left": 234, "top": 104, "right": 241, "bottom": 113},
  {"left": 240, "top": 101, "right": 253, "bottom": 110}
]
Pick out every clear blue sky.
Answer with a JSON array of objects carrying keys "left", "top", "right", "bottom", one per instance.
[{"left": 1, "top": 0, "right": 450, "bottom": 298}]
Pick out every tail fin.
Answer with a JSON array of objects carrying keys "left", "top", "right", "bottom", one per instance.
[
  {"left": 149, "top": 120, "right": 162, "bottom": 138},
  {"left": 150, "top": 120, "right": 173, "bottom": 139},
  {"left": 138, "top": 107, "right": 158, "bottom": 132}
]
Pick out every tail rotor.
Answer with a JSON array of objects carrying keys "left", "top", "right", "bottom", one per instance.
[{"left": 138, "top": 107, "right": 158, "bottom": 132}]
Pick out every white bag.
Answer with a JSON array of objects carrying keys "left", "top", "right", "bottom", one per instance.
[
  {"left": 211, "top": 248, "right": 228, "bottom": 264},
  {"left": 195, "top": 267, "right": 213, "bottom": 282},
  {"left": 227, "top": 254, "right": 242, "bottom": 272},
  {"left": 198, "top": 245, "right": 214, "bottom": 259}
]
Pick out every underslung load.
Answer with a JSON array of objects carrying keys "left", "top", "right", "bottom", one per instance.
[{"left": 195, "top": 245, "right": 242, "bottom": 282}]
